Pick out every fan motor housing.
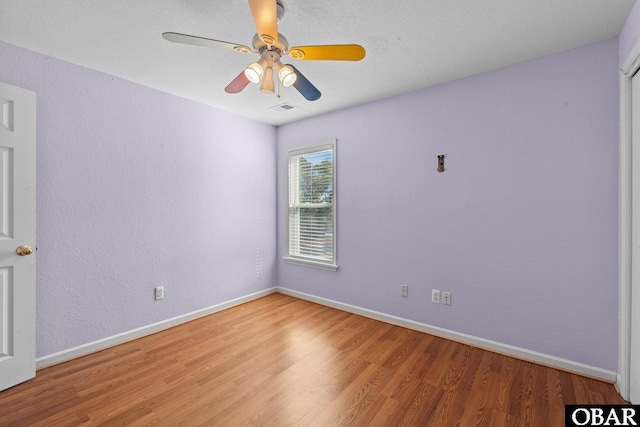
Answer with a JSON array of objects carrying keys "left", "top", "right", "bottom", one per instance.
[{"left": 252, "top": 32, "right": 289, "bottom": 54}]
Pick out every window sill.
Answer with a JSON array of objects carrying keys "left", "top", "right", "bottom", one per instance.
[{"left": 283, "top": 256, "right": 338, "bottom": 271}]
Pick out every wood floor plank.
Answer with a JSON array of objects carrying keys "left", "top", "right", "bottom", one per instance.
[
  {"left": 400, "top": 381, "right": 445, "bottom": 426},
  {"left": 457, "top": 350, "right": 496, "bottom": 424},
  {"left": 378, "top": 337, "right": 434, "bottom": 400},
  {"left": 0, "top": 293, "right": 628, "bottom": 426}
]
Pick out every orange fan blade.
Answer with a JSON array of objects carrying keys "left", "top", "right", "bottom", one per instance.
[
  {"left": 287, "top": 44, "right": 366, "bottom": 61},
  {"left": 248, "top": 0, "right": 278, "bottom": 46}
]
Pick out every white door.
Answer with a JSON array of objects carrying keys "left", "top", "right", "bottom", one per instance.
[
  {"left": 0, "top": 81, "right": 36, "bottom": 391},
  {"left": 631, "top": 72, "right": 640, "bottom": 404}
]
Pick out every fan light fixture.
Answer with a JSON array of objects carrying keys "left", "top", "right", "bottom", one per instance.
[
  {"left": 275, "top": 61, "right": 297, "bottom": 87},
  {"left": 246, "top": 56, "right": 297, "bottom": 91},
  {"left": 244, "top": 63, "right": 262, "bottom": 83},
  {"left": 244, "top": 58, "right": 267, "bottom": 83},
  {"left": 260, "top": 66, "right": 275, "bottom": 94}
]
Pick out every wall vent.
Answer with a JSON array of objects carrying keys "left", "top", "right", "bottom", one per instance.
[{"left": 269, "top": 103, "right": 296, "bottom": 112}]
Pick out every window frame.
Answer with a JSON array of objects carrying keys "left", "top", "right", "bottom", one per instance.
[{"left": 284, "top": 139, "right": 338, "bottom": 271}]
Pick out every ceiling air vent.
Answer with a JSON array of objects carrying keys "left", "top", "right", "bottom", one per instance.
[{"left": 269, "top": 103, "right": 296, "bottom": 112}]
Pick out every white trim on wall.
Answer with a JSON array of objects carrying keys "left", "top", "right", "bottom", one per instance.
[
  {"left": 36, "top": 288, "right": 278, "bottom": 369},
  {"left": 618, "top": 36, "right": 640, "bottom": 403},
  {"left": 622, "top": 38, "right": 640, "bottom": 74},
  {"left": 620, "top": 72, "right": 633, "bottom": 402},
  {"left": 277, "top": 287, "right": 618, "bottom": 383},
  {"left": 37, "top": 286, "right": 618, "bottom": 384}
]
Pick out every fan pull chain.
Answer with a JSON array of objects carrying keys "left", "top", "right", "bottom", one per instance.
[{"left": 277, "top": 75, "right": 282, "bottom": 98}]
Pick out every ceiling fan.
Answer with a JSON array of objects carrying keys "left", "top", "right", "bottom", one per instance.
[{"left": 162, "top": 0, "right": 365, "bottom": 101}]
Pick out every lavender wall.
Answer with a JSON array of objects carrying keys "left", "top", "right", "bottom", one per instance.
[
  {"left": 0, "top": 35, "right": 622, "bottom": 371},
  {"left": 277, "top": 39, "right": 620, "bottom": 371},
  {"left": 0, "top": 41, "right": 277, "bottom": 358},
  {"left": 620, "top": 0, "right": 640, "bottom": 66}
]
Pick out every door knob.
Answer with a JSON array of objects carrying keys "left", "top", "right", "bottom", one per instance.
[{"left": 16, "top": 245, "right": 33, "bottom": 256}]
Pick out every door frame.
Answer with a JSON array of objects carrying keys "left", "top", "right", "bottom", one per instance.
[{"left": 620, "top": 39, "right": 640, "bottom": 403}]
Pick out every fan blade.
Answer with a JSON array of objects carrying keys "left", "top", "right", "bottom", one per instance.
[
  {"left": 248, "top": 0, "right": 278, "bottom": 46},
  {"left": 288, "top": 44, "right": 366, "bottom": 61},
  {"left": 162, "top": 32, "right": 254, "bottom": 54},
  {"left": 225, "top": 71, "right": 251, "bottom": 94},
  {"left": 290, "top": 66, "right": 321, "bottom": 101}
]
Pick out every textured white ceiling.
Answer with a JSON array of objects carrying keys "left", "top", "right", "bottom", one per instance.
[{"left": 0, "top": 0, "right": 636, "bottom": 126}]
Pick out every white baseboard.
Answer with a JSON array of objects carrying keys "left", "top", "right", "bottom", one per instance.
[
  {"left": 276, "top": 287, "right": 618, "bottom": 383},
  {"left": 36, "top": 286, "right": 618, "bottom": 384},
  {"left": 36, "top": 288, "right": 278, "bottom": 369}
]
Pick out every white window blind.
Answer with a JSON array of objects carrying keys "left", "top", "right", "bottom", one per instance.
[{"left": 285, "top": 140, "right": 337, "bottom": 270}]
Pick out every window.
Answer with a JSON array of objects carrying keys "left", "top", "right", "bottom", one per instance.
[{"left": 285, "top": 139, "right": 337, "bottom": 270}]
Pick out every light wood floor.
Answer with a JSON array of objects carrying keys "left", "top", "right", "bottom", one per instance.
[{"left": 0, "top": 293, "right": 627, "bottom": 426}]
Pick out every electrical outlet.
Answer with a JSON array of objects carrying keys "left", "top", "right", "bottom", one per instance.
[
  {"left": 432, "top": 289, "right": 440, "bottom": 304},
  {"left": 400, "top": 284, "right": 408, "bottom": 297},
  {"left": 442, "top": 291, "right": 451, "bottom": 306},
  {"left": 155, "top": 286, "right": 164, "bottom": 301}
]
